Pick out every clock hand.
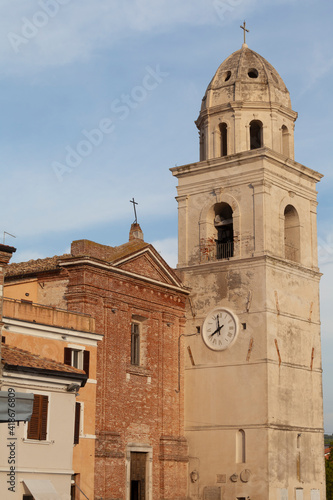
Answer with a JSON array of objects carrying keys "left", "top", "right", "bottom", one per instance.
[
  {"left": 209, "top": 327, "right": 219, "bottom": 338},
  {"left": 217, "top": 324, "right": 224, "bottom": 336},
  {"left": 209, "top": 324, "right": 224, "bottom": 338}
]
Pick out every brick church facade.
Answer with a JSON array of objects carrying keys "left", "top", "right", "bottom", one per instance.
[{"left": 4, "top": 224, "right": 190, "bottom": 499}]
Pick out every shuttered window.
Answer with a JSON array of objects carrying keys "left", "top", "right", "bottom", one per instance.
[
  {"left": 74, "top": 402, "right": 81, "bottom": 445},
  {"left": 83, "top": 351, "right": 90, "bottom": 378},
  {"left": 27, "top": 394, "right": 48, "bottom": 441},
  {"left": 131, "top": 323, "right": 140, "bottom": 366}
]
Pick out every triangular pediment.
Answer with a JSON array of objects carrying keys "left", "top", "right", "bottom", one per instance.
[{"left": 113, "top": 246, "right": 183, "bottom": 288}]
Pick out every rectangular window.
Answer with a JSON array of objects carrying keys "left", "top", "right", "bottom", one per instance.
[
  {"left": 131, "top": 323, "right": 140, "bottom": 366},
  {"left": 64, "top": 347, "right": 90, "bottom": 378},
  {"left": 27, "top": 394, "right": 48, "bottom": 441}
]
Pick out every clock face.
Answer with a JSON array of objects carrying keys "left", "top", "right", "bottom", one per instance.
[{"left": 202, "top": 307, "right": 238, "bottom": 351}]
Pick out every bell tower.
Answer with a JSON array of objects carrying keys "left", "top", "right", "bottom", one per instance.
[{"left": 171, "top": 43, "right": 325, "bottom": 500}]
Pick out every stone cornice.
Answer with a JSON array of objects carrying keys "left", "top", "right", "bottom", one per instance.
[
  {"left": 195, "top": 100, "right": 298, "bottom": 128},
  {"left": 178, "top": 254, "right": 321, "bottom": 281},
  {"left": 170, "top": 147, "right": 323, "bottom": 184}
]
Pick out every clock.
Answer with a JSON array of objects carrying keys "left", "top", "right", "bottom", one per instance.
[{"left": 202, "top": 307, "right": 239, "bottom": 351}]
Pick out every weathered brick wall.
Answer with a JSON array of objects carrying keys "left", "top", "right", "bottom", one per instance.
[
  {"left": 3, "top": 241, "right": 189, "bottom": 499},
  {"left": 71, "top": 239, "right": 116, "bottom": 261},
  {"left": 65, "top": 255, "right": 189, "bottom": 499}
]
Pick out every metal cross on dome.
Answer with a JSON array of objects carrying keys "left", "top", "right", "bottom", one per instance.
[
  {"left": 240, "top": 21, "right": 249, "bottom": 44},
  {"left": 130, "top": 198, "right": 138, "bottom": 224}
]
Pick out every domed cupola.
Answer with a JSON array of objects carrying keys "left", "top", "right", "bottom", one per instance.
[{"left": 197, "top": 43, "right": 298, "bottom": 161}]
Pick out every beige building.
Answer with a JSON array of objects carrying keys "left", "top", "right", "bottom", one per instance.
[
  {"left": 1, "top": 298, "right": 102, "bottom": 500},
  {"left": 0, "top": 244, "right": 102, "bottom": 500},
  {"left": 172, "top": 43, "right": 325, "bottom": 499},
  {"left": 0, "top": 339, "right": 87, "bottom": 499}
]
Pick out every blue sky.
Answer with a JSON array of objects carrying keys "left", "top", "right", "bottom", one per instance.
[{"left": 2, "top": 0, "right": 333, "bottom": 430}]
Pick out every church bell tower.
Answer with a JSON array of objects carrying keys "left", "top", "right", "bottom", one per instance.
[{"left": 171, "top": 40, "right": 325, "bottom": 500}]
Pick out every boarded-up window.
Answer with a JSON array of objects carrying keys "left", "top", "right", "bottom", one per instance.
[
  {"left": 282, "top": 125, "right": 289, "bottom": 156},
  {"left": 236, "top": 429, "right": 246, "bottom": 463},
  {"left": 27, "top": 394, "right": 48, "bottom": 441},
  {"left": 296, "top": 489, "right": 304, "bottom": 500},
  {"left": 284, "top": 205, "right": 300, "bottom": 263}
]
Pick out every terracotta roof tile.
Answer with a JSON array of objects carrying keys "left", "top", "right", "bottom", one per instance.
[
  {"left": 1, "top": 343, "right": 85, "bottom": 376},
  {"left": 5, "top": 240, "right": 150, "bottom": 278},
  {"left": 109, "top": 240, "right": 149, "bottom": 263},
  {"left": 5, "top": 254, "right": 70, "bottom": 277}
]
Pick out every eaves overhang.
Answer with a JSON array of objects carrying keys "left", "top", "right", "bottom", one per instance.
[
  {"left": 2, "top": 364, "right": 88, "bottom": 386},
  {"left": 3, "top": 317, "right": 103, "bottom": 345}
]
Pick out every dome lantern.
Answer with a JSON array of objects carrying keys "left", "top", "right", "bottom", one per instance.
[{"left": 196, "top": 45, "right": 298, "bottom": 161}]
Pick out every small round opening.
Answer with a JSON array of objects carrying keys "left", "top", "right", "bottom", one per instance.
[
  {"left": 224, "top": 71, "right": 231, "bottom": 82},
  {"left": 248, "top": 68, "right": 258, "bottom": 79}
]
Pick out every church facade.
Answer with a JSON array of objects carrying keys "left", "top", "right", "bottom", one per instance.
[
  {"left": 172, "top": 43, "right": 325, "bottom": 499},
  {"left": 2, "top": 41, "right": 326, "bottom": 500},
  {"left": 4, "top": 225, "right": 190, "bottom": 500}
]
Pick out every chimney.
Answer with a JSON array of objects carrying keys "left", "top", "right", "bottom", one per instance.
[
  {"left": 0, "top": 244, "right": 16, "bottom": 355},
  {"left": 129, "top": 223, "right": 144, "bottom": 241}
]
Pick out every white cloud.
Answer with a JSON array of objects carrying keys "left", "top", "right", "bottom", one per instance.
[{"left": 0, "top": 0, "right": 261, "bottom": 74}]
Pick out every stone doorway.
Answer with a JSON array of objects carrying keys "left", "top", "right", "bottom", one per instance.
[{"left": 130, "top": 452, "right": 146, "bottom": 500}]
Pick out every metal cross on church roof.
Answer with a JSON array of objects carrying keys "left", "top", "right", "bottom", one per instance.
[
  {"left": 130, "top": 198, "right": 138, "bottom": 224},
  {"left": 240, "top": 21, "right": 249, "bottom": 44}
]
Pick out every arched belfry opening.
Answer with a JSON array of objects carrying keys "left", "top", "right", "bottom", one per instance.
[
  {"left": 219, "top": 122, "right": 228, "bottom": 157},
  {"left": 214, "top": 203, "right": 234, "bottom": 259},
  {"left": 284, "top": 205, "right": 300, "bottom": 262},
  {"left": 250, "top": 120, "right": 263, "bottom": 150}
]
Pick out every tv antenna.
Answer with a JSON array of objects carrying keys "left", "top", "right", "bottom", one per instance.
[{"left": 3, "top": 232, "right": 16, "bottom": 245}]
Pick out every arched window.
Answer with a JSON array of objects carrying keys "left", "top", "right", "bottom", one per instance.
[
  {"left": 214, "top": 203, "right": 233, "bottom": 259},
  {"left": 219, "top": 123, "right": 228, "bottom": 157},
  {"left": 284, "top": 205, "right": 300, "bottom": 262},
  {"left": 282, "top": 125, "right": 289, "bottom": 157},
  {"left": 236, "top": 429, "right": 246, "bottom": 463},
  {"left": 250, "top": 120, "right": 263, "bottom": 150}
]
